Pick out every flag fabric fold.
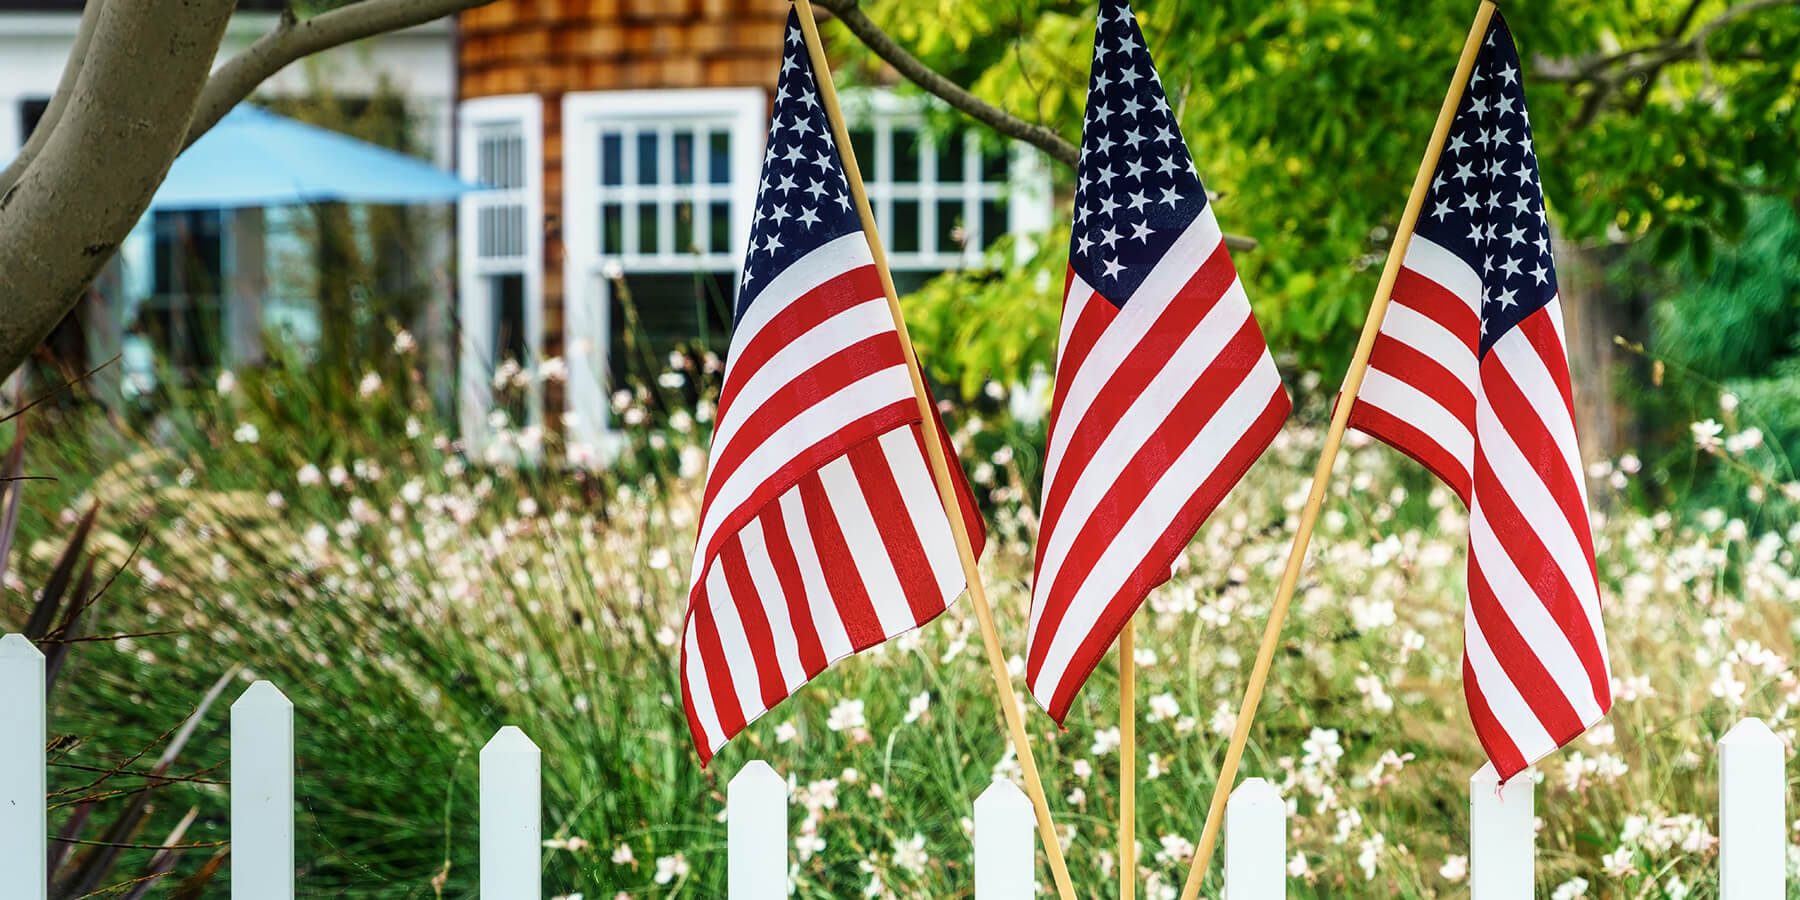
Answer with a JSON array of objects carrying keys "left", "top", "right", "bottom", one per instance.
[
  {"left": 1026, "top": 0, "right": 1291, "bottom": 722},
  {"left": 1347, "top": 12, "right": 1612, "bottom": 781},
  {"left": 680, "top": 12, "right": 984, "bottom": 765}
]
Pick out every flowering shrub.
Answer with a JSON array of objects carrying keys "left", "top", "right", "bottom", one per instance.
[{"left": 10, "top": 345, "right": 1800, "bottom": 897}]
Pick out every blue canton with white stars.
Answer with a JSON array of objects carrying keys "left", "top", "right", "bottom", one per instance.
[
  {"left": 735, "top": 10, "right": 859, "bottom": 322},
  {"left": 1070, "top": 0, "right": 1211, "bottom": 308},
  {"left": 1415, "top": 13, "right": 1559, "bottom": 359}
]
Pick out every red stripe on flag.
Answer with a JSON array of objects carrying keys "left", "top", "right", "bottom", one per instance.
[
  {"left": 914, "top": 403, "right": 986, "bottom": 559},
  {"left": 1027, "top": 315, "right": 1273, "bottom": 691},
  {"left": 678, "top": 641, "right": 711, "bottom": 763},
  {"left": 846, "top": 439, "right": 941, "bottom": 626},
  {"left": 1036, "top": 243, "right": 1238, "bottom": 571},
  {"left": 758, "top": 503, "right": 828, "bottom": 678},
  {"left": 796, "top": 471, "right": 887, "bottom": 649},
  {"left": 1463, "top": 654, "right": 1528, "bottom": 780},
  {"left": 1046, "top": 280, "right": 1117, "bottom": 438},
  {"left": 1391, "top": 267, "right": 1479, "bottom": 353},
  {"left": 1466, "top": 554, "right": 1586, "bottom": 739},
  {"left": 1347, "top": 392, "right": 1473, "bottom": 503},
  {"left": 1036, "top": 385, "right": 1289, "bottom": 720},
  {"left": 691, "top": 598, "right": 746, "bottom": 738},
  {"left": 714, "top": 264, "right": 884, "bottom": 425},
  {"left": 718, "top": 541, "right": 787, "bottom": 710}
]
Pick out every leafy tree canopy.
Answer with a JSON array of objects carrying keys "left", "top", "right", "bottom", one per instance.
[{"left": 830, "top": 0, "right": 1800, "bottom": 389}]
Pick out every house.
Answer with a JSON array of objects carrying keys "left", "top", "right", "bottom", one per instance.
[
  {"left": 452, "top": 0, "right": 1051, "bottom": 462},
  {"left": 0, "top": 0, "right": 457, "bottom": 396},
  {"left": 2, "top": 0, "right": 1051, "bottom": 459}
]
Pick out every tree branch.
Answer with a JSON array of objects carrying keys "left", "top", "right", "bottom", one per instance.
[
  {"left": 187, "top": 0, "right": 494, "bottom": 148},
  {"left": 0, "top": 0, "right": 105, "bottom": 194},
  {"left": 810, "top": 0, "right": 1255, "bottom": 251},
  {"left": 0, "top": 0, "right": 237, "bottom": 378}
]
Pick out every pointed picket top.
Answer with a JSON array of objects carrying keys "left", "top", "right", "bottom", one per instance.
[
  {"left": 728, "top": 761, "right": 788, "bottom": 898},
  {"left": 1720, "top": 716, "right": 1780, "bottom": 748},
  {"left": 1228, "top": 777, "right": 1283, "bottom": 810},
  {"left": 975, "top": 779, "right": 1035, "bottom": 900},
  {"left": 232, "top": 679, "right": 292, "bottom": 712},
  {"left": 482, "top": 725, "right": 540, "bottom": 758},
  {"left": 0, "top": 632, "right": 42, "bottom": 659}
]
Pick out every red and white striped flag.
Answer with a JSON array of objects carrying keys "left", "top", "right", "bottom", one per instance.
[
  {"left": 1026, "top": 0, "right": 1290, "bottom": 721},
  {"left": 680, "top": 12, "right": 983, "bottom": 764},
  {"left": 1347, "top": 13, "right": 1612, "bottom": 780}
]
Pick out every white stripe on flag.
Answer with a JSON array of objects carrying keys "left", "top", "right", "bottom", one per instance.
[
  {"left": 738, "top": 518, "right": 808, "bottom": 694},
  {"left": 1029, "top": 281, "right": 1251, "bottom": 636},
  {"left": 1357, "top": 367, "right": 1473, "bottom": 467},
  {"left": 1039, "top": 209, "right": 1225, "bottom": 495},
  {"left": 683, "top": 621, "right": 726, "bottom": 754},
  {"left": 1031, "top": 358, "right": 1281, "bottom": 704},
  {"left": 1403, "top": 235, "right": 1482, "bottom": 316},
  {"left": 726, "top": 232, "right": 875, "bottom": 361},
  {"left": 690, "top": 364, "right": 915, "bottom": 585},
  {"left": 879, "top": 428, "right": 964, "bottom": 603},
  {"left": 818, "top": 454, "right": 916, "bottom": 636},
  {"left": 705, "top": 563, "right": 769, "bottom": 723},
  {"left": 1381, "top": 300, "right": 1478, "bottom": 385},
  {"left": 1463, "top": 607, "right": 1557, "bottom": 762},
  {"left": 1468, "top": 501, "right": 1607, "bottom": 722},
  {"left": 777, "top": 490, "right": 855, "bottom": 662}
]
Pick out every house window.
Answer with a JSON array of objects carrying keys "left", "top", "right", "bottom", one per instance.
[
  {"left": 457, "top": 95, "right": 544, "bottom": 454},
  {"left": 593, "top": 122, "right": 739, "bottom": 265}
]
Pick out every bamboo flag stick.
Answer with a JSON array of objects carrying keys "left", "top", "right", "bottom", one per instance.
[
  {"left": 1119, "top": 617, "right": 1137, "bottom": 900},
  {"left": 792, "top": 4, "right": 1079, "bottom": 897},
  {"left": 1176, "top": 4, "right": 1498, "bottom": 898}
]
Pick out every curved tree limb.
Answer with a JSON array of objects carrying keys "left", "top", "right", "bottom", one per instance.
[
  {"left": 0, "top": 0, "right": 105, "bottom": 195},
  {"left": 0, "top": 0, "right": 236, "bottom": 379},
  {"left": 811, "top": 0, "right": 1256, "bottom": 250},
  {"left": 188, "top": 0, "right": 491, "bottom": 147}
]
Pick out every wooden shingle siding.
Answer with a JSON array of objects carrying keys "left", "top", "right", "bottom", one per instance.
[{"left": 459, "top": 0, "right": 788, "bottom": 428}]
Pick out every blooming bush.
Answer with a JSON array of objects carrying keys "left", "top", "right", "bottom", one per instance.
[{"left": 9, "top": 344, "right": 1800, "bottom": 897}]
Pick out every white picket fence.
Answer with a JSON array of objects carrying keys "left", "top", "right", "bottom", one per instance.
[{"left": 0, "top": 632, "right": 1790, "bottom": 897}]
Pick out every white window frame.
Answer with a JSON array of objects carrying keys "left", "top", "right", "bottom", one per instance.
[
  {"left": 839, "top": 89, "right": 1054, "bottom": 270},
  {"left": 561, "top": 88, "right": 766, "bottom": 462},
  {"left": 456, "top": 94, "right": 544, "bottom": 458}
]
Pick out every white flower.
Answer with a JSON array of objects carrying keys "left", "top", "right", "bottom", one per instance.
[
  {"left": 1691, "top": 418, "right": 1725, "bottom": 451},
  {"left": 1725, "top": 427, "right": 1764, "bottom": 454},
  {"left": 1146, "top": 693, "right": 1180, "bottom": 722},
  {"left": 1090, "top": 727, "right": 1121, "bottom": 756},
  {"left": 1720, "top": 391, "right": 1740, "bottom": 413},
  {"left": 652, "top": 853, "right": 688, "bottom": 884},
  {"left": 827, "top": 699, "right": 866, "bottom": 733},
  {"left": 1438, "top": 854, "right": 1468, "bottom": 882},
  {"left": 1551, "top": 876, "right": 1589, "bottom": 899},
  {"left": 358, "top": 372, "right": 383, "bottom": 397},
  {"left": 774, "top": 721, "right": 799, "bottom": 744},
  {"left": 892, "top": 832, "right": 928, "bottom": 874},
  {"left": 297, "top": 463, "right": 322, "bottom": 486},
  {"left": 392, "top": 330, "right": 416, "bottom": 354},
  {"left": 215, "top": 370, "right": 237, "bottom": 394},
  {"left": 904, "top": 691, "right": 931, "bottom": 724},
  {"left": 232, "top": 423, "right": 259, "bottom": 444}
]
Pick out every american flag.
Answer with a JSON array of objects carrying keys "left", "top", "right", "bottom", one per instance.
[
  {"left": 1348, "top": 12, "right": 1612, "bottom": 780},
  {"left": 1026, "top": 0, "right": 1290, "bottom": 722},
  {"left": 680, "top": 11, "right": 984, "bottom": 764}
]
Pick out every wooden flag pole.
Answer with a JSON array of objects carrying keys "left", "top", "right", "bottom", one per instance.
[
  {"left": 1176, "top": 4, "right": 1497, "bottom": 898},
  {"left": 1119, "top": 617, "right": 1137, "bottom": 900},
  {"left": 792, "top": 4, "right": 1079, "bottom": 898}
]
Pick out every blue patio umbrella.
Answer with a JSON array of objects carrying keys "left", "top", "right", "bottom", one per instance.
[{"left": 150, "top": 105, "right": 483, "bottom": 210}]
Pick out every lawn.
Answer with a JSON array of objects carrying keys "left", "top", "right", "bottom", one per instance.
[{"left": 9, "top": 349, "right": 1796, "bottom": 898}]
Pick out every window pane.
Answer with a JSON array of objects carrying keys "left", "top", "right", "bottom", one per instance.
[
  {"left": 675, "top": 201, "right": 696, "bottom": 253},
  {"left": 936, "top": 134, "right": 965, "bottom": 182},
  {"left": 981, "top": 143, "right": 1009, "bottom": 182},
  {"left": 674, "top": 130, "right": 696, "bottom": 185},
  {"left": 981, "top": 198, "right": 1008, "bottom": 249},
  {"left": 936, "top": 200, "right": 964, "bottom": 253},
  {"left": 601, "top": 204, "right": 624, "bottom": 255},
  {"left": 709, "top": 131, "right": 731, "bottom": 185},
  {"left": 892, "top": 200, "right": 920, "bottom": 253},
  {"left": 638, "top": 203, "right": 660, "bottom": 254},
  {"left": 601, "top": 132, "right": 623, "bottom": 186},
  {"left": 637, "top": 131, "right": 659, "bottom": 185},
  {"left": 709, "top": 201, "right": 731, "bottom": 254},
  {"left": 849, "top": 129, "right": 875, "bottom": 178},
  {"left": 892, "top": 128, "right": 921, "bottom": 183}
]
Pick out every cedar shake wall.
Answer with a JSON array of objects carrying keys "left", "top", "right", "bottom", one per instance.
[{"left": 459, "top": 0, "right": 788, "bottom": 419}]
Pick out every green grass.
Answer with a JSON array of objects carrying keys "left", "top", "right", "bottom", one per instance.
[{"left": 8, "top": 354, "right": 1799, "bottom": 898}]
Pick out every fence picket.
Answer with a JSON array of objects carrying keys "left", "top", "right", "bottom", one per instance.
[
  {"left": 728, "top": 760, "right": 788, "bottom": 897},
  {"left": 0, "top": 634, "right": 45, "bottom": 900},
  {"left": 231, "top": 680, "right": 295, "bottom": 898},
  {"left": 974, "top": 779, "right": 1035, "bottom": 899},
  {"left": 1720, "top": 717, "right": 1786, "bottom": 898},
  {"left": 480, "top": 726, "right": 542, "bottom": 899},
  {"left": 1225, "top": 777, "right": 1285, "bottom": 899},
  {"left": 1469, "top": 764, "right": 1534, "bottom": 899}
]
